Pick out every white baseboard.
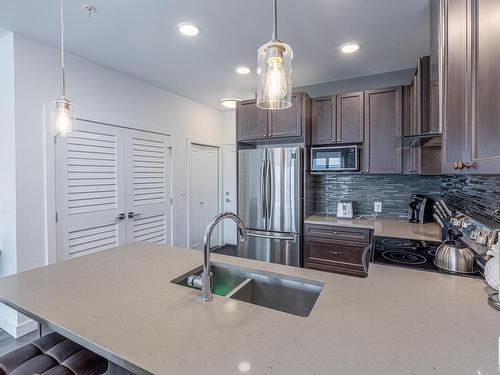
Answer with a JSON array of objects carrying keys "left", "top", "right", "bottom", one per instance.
[{"left": 0, "top": 309, "right": 37, "bottom": 339}]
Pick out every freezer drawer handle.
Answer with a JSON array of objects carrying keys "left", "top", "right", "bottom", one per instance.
[{"left": 246, "top": 232, "right": 294, "bottom": 241}]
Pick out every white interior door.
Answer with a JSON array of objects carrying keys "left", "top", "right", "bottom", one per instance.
[
  {"left": 222, "top": 144, "right": 237, "bottom": 245},
  {"left": 56, "top": 120, "right": 126, "bottom": 259},
  {"left": 125, "top": 129, "right": 171, "bottom": 245},
  {"left": 190, "top": 144, "right": 219, "bottom": 249}
]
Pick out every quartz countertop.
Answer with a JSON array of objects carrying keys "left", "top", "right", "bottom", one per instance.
[
  {"left": 0, "top": 242, "right": 498, "bottom": 375},
  {"left": 305, "top": 214, "right": 442, "bottom": 241}
]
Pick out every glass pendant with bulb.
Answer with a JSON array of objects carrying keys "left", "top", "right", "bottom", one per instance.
[
  {"left": 256, "top": 0, "right": 293, "bottom": 110},
  {"left": 52, "top": 0, "right": 75, "bottom": 137}
]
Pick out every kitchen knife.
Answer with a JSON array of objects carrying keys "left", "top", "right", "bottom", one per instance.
[
  {"left": 433, "top": 203, "right": 447, "bottom": 219},
  {"left": 439, "top": 200, "right": 453, "bottom": 217},
  {"left": 433, "top": 213, "right": 444, "bottom": 228}
]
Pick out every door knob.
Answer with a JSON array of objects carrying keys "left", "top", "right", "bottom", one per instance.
[{"left": 128, "top": 212, "right": 141, "bottom": 219}]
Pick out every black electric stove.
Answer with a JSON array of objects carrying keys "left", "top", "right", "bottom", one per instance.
[{"left": 371, "top": 236, "right": 482, "bottom": 277}]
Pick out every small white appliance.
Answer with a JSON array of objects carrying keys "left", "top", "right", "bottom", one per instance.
[{"left": 337, "top": 201, "right": 353, "bottom": 219}]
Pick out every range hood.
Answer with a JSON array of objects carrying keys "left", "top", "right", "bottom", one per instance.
[{"left": 403, "top": 132, "right": 441, "bottom": 148}]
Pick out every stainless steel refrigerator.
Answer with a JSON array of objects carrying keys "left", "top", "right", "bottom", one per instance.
[{"left": 237, "top": 147, "right": 302, "bottom": 267}]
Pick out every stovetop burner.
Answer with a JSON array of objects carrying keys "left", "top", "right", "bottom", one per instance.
[
  {"left": 381, "top": 251, "right": 427, "bottom": 265},
  {"left": 381, "top": 238, "right": 419, "bottom": 249},
  {"left": 372, "top": 236, "right": 481, "bottom": 278}
]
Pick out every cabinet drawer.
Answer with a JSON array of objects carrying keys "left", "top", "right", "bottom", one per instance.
[
  {"left": 304, "top": 237, "right": 365, "bottom": 266},
  {"left": 304, "top": 224, "right": 371, "bottom": 243}
]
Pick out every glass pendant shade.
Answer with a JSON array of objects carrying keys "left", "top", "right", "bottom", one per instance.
[
  {"left": 256, "top": 40, "right": 293, "bottom": 110},
  {"left": 53, "top": 99, "right": 75, "bottom": 137}
]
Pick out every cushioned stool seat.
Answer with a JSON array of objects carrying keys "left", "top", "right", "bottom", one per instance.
[{"left": 0, "top": 332, "right": 108, "bottom": 375}]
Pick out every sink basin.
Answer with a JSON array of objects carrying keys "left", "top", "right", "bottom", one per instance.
[
  {"left": 171, "top": 263, "right": 247, "bottom": 297},
  {"left": 172, "top": 262, "right": 324, "bottom": 317}
]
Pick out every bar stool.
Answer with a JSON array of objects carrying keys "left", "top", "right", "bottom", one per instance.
[{"left": 0, "top": 331, "right": 108, "bottom": 375}]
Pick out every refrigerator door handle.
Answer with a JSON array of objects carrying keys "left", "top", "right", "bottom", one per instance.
[
  {"left": 260, "top": 161, "right": 267, "bottom": 219},
  {"left": 266, "top": 159, "right": 273, "bottom": 222},
  {"left": 246, "top": 231, "right": 295, "bottom": 241}
]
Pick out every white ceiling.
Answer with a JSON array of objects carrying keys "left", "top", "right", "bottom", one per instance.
[{"left": 0, "top": 0, "right": 430, "bottom": 109}]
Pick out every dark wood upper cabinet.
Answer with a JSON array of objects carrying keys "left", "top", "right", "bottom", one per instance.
[
  {"left": 236, "top": 100, "right": 269, "bottom": 141},
  {"left": 268, "top": 93, "right": 303, "bottom": 139},
  {"left": 468, "top": 0, "right": 500, "bottom": 173},
  {"left": 311, "top": 92, "right": 363, "bottom": 146},
  {"left": 364, "top": 87, "right": 403, "bottom": 174},
  {"left": 311, "top": 96, "right": 336, "bottom": 145},
  {"left": 236, "top": 93, "right": 309, "bottom": 142},
  {"left": 336, "top": 92, "right": 364, "bottom": 144},
  {"left": 441, "top": 0, "right": 468, "bottom": 174},
  {"left": 440, "top": 0, "right": 500, "bottom": 174}
]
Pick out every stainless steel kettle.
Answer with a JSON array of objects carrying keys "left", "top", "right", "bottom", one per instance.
[{"left": 434, "top": 240, "right": 477, "bottom": 274}]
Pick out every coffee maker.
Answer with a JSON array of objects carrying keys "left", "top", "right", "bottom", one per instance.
[{"left": 408, "top": 194, "right": 433, "bottom": 223}]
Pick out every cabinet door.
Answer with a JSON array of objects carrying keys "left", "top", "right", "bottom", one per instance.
[
  {"left": 236, "top": 100, "right": 269, "bottom": 141},
  {"left": 468, "top": 0, "right": 500, "bottom": 173},
  {"left": 55, "top": 120, "right": 127, "bottom": 260},
  {"left": 364, "top": 87, "right": 403, "bottom": 174},
  {"left": 336, "top": 92, "right": 364, "bottom": 143},
  {"left": 125, "top": 129, "right": 171, "bottom": 246},
  {"left": 268, "top": 93, "right": 302, "bottom": 139},
  {"left": 311, "top": 96, "right": 336, "bottom": 145},
  {"left": 441, "top": 0, "right": 468, "bottom": 174},
  {"left": 304, "top": 237, "right": 367, "bottom": 276}
]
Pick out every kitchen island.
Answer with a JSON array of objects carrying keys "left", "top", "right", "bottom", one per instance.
[{"left": 0, "top": 242, "right": 498, "bottom": 374}]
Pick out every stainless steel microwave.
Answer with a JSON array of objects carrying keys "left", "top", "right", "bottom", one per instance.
[{"left": 310, "top": 146, "right": 359, "bottom": 172}]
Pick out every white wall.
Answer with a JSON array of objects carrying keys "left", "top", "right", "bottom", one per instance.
[
  {"left": 12, "top": 34, "right": 225, "bottom": 271},
  {"left": 0, "top": 33, "right": 227, "bottom": 336},
  {"left": 0, "top": 33, "right": 16, "bottom": 279}
]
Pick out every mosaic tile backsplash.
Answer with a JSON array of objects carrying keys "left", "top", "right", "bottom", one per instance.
[
  {"left": 441, "top": 175, "right": 500, "bottom": 225},
  {"left": 312, "top": 174, "right": 500, "bottom": 225},
  {"left": 313, "top": 175, "right": 442, "bottom": 219}
]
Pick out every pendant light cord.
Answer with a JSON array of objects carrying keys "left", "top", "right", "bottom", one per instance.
[
  {"left": 272, "top": 0, "right": 277, "bottom": 40},
  {"left": 60, "top": 0, "right": 66, "bottom": 99}
]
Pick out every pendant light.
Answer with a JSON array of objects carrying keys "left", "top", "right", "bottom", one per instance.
[
  {"left": 256, "top": 0, "right": 293, "bottom": 110},
  {"left": 53, "top": 0, "right": 75, "bottom": 137}
]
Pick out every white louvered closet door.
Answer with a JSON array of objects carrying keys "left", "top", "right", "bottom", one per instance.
[
  {"left": 56, "top": 120, "right": 127, "bottom": 260},
  {"left": 125, "top": 129, "right": 171, "bottom": 245}
]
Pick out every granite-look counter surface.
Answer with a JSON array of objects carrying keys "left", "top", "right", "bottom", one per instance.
[
  {"left": 305, "top": 214, "right": 442, "bottom": 241},
  {"left": 0, "top": 242, "right": 498, "bottom": 375}
]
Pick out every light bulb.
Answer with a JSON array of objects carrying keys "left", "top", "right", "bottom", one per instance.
[
  {"left": 264, "top": 56, "right": 288, "bottom": 107},
  {"left": 54, "top": 100, "right": 75, "bottom": 137}
]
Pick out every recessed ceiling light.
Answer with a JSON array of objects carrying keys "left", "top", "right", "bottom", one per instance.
[
  {"left": 340, "top": 43, "right": 360, "bottom": 54},
  {"left": 177, "top": 23, "right": 200, "bottom": 37},
  {"left": 220, "top": 98, "right": 241, "bottom": 109},
  {"left": 236, "top": 66, "right": 251, "bottom": 75}
]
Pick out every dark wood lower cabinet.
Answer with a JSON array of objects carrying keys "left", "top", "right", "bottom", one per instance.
[{"left": 304, "top": 225, "right": 372, "bottom": 277}]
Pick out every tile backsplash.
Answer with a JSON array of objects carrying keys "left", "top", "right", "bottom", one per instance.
[
  {"left": 313, "top": 174, "right": 442, "bottom": 219},
  {"left": 441, "top": 175, "right": 500, "bottom": 225},
  {"left": 311, "top": 174, "right": 500, "bottom": 225}
]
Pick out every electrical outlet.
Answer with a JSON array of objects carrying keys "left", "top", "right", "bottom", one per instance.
[{"left": 374, "top": 202, "right": 382, "bottom": 213}]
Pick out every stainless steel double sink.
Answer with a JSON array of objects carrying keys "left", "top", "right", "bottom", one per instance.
[{"left": 172, "top": 262, "right": 324, "bottom": 317}]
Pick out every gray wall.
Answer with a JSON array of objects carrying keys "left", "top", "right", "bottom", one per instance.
[{"left": 297, "top": 69, "right": 415, "bottom": 98}]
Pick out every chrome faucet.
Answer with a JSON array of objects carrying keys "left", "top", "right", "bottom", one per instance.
[{"left": 199, "top": 212, "right": 246, "bottom": 301}]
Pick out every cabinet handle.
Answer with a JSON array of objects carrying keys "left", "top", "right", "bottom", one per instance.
[
  {"left": 329, "top": 251, "right": 342, "bottom": 256},
  {"left": 453, "top": 161, "right": 471, "bottom": 170},
  {"left": 115, "top": 213, "right": 125, "bottom": 221},
  {"left": 331, "top": 139, "right": 335, "bottom": 143},
  {"left": 128, "top": 212, "right": 141, "bottom": 219},
  {"left": 268, "top": 134, "right": 273, "bottom": 138},
  {"left": 337, "top": 138, "right": 342, "bottom": 142}
]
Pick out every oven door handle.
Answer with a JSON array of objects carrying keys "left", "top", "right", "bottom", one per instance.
[{"left": 362, "top": 244, "right": 372, "bottom": 275}]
